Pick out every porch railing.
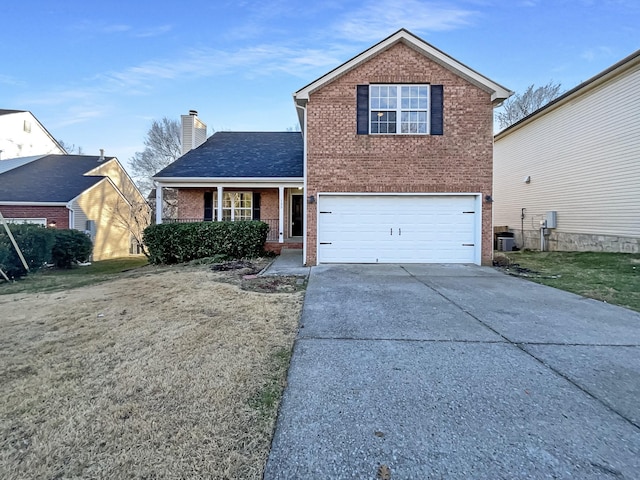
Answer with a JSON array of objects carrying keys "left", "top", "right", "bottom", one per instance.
[{"left": 162, "top": 218, "right": 280, "bottom": 242}]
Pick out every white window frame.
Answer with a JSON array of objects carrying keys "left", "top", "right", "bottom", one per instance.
[
  {"left": 214, "top": 191, "right": 253, "bottom": 221},
  {"left": 369, "top": 84, "right": 430, "bottom": 135},
  {"left": 4, "top": 217, "right": 46, "bottom": 226}
]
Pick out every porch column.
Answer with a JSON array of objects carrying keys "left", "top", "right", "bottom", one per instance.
[
  {"left": 278, "top": 186, "right": 284, "bottom": 243},
  {"left": 155, "top": 184, "right": 163, "bottom": 224},
  {"left": 217, "top": 186, "right": 223, "bottom": 221}
]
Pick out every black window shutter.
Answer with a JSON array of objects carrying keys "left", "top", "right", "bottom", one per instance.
[
  {"left": 356, "top": 85, "right": 369, "bottom": 135},
  {"left": 203, "top": 191, "right": 213, "bottom": 221},
  {"left": 430, "top": 85, "right": 444, "bottom": 135},
  {"left": 252, "top": 192, "right": 261, "bottom": 220}
]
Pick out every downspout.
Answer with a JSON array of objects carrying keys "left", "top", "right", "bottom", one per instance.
[
  {"left": 155, "top": 182, "right": 163, "bottom": 224},
  {"left": 67, "top": 201, "right": 75, "bottom": 229},
  {"left": 297, "top": 103, "right": 308, "bottom": 266},
  {"left": 520, "top": 208, "right": 526, "bottom": 249}
]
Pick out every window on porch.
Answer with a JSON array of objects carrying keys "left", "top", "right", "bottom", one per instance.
[{"left": 221, "top": 192, "right": 252, "bottom": 221}]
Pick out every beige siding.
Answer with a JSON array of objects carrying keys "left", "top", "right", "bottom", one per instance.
[
  {"left": 494, "top": 62, "right": 640, "bottom": 244},
  {"left": 74, "top": 180, "right": 132, "bottom": 260},
  {"left": 89, "top": 159, "right": 147, "bottom": 205}
]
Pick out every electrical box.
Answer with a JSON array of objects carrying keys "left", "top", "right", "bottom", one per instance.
[
  {"left": 85, "top": 220, "right": 96, "bottom": 238},
  {"left": 546, "top": 211, "right": 557, "bottom": 229}
]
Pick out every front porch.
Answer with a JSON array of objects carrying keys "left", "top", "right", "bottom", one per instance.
[{"left": 155, "top": 183, "right": 304, "bottom": 249}]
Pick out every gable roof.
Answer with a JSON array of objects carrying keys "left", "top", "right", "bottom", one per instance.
[
  {"left": 294, "top": 28, "right": 513, "bottom": 110},
  {"left": 495, "top": 48, "right": 640, "bottom": 140},
  {"left": 0, "top": 109, "right": 67, "bottom": 155},
  {"left": 0, "top": 154, "right": 116, "bottom": 203},
  {"left": 154, "top": 131, "right": 303, "bottom": 180},
  {"left": 0, "top": 155, "right": 45, "bottom": 175}
]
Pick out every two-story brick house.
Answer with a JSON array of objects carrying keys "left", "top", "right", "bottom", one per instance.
[{"left": 154, "top": 29, "right": 511, "bottom": 265}]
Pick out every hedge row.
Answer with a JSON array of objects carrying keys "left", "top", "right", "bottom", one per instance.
[
  {"left": 0, "top": 224, "right": 93, "bottom": 279},
  {"left": 143, "top": 221, "right": 269, "bottom": 265}
]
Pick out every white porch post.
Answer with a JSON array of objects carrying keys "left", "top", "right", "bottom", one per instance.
[
  {"left": 278, "top": 186, "right": 284, "bottom": 243},
  {"left": 155, "top": 184, "right": 163, "bottom": 224},
  {"left": 217, "top": 186, "right": 223, "bottom": 221}
]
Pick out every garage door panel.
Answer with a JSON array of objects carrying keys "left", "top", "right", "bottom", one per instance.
[{"left": 318, "top": 195, "right": 479, "bottom": 264}]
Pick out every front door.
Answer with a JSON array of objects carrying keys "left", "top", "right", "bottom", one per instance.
[{"left": 291, "top": 194, "right": 303, "bottom": 237}]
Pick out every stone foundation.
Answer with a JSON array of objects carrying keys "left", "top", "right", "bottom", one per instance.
[{"left": 507, "top": 229, "right": 639, "bottom": 254}]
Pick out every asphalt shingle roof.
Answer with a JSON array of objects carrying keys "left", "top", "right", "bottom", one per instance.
[
  {"left": 0, "top": 109, "right": 25, "bottom": 116},
  {"left": 0, "top": 155, "right": 111, "bottom": 202},
  {"left": 154, "top": 131, "right": 303, "bottom": 179}
]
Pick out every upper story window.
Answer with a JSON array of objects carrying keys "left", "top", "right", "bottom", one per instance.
[
  {"left": 357, "top": 84, "right": 443, "bottom": 136},
  {"left": 370, "top": 85, "right": 429, "bottom": 134}
]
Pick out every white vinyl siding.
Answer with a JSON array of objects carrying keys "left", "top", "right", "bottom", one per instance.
[
  {"left": 70, "top": 199, "right": 88, "bottom": 231},
  {"left": 0, "top": 111, "right": 65, "bottom": 158},
  {"left": 494, "top": 62, "right": 640, "bottom": 239}
]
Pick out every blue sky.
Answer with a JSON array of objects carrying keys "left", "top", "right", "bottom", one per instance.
[{"left": 1, "top": 0, "right": 638, "bottom": 173}]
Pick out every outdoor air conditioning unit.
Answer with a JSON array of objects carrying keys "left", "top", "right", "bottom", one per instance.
[{"left": 498, "top": 237, "right": 515, "bottom": 252}]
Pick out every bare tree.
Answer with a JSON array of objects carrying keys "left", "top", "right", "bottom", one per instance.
[
  {"left": 57, "top": 140, "right": 84, "bottom": 154},
  {"left": 496, "top": 81, "right": 563, "bottom": 130},
  {"left": 129, "top": 117, "right": 181, "bottom": 195},
  {"left": 110, "top": 196, "right": 152, "bottom": 257}
]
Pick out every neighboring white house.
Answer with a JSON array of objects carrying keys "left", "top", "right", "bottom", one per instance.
[
  {"left": 0, "top": 110, "right": 66, "bottom": 159},
  {"left": 493, "top": 49, "right": 640, "bottom": 253}
]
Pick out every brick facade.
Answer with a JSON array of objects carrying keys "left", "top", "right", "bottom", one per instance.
[
  {"left": 305, "top": 42, "right": 494, "bottom": 265},
  {"left": 0, "top": 205, "right": 69, "bottom": 229},
  {"left": 174, "top": 187, "right": 298, "bottom": 240}
]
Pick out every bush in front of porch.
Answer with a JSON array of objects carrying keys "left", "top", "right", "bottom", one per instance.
[{"left": 143, "top": 221, "right": 269, "bottom": 265}]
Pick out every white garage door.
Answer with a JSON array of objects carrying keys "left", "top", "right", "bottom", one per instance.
[{"left": 317, "top": 194, "right": 479, "bottom": 264}]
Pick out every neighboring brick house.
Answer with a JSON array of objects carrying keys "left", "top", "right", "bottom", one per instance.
[
  {"left": 154, "top": 29, "right": 511, "bottom": 265},
  {"left": 0, "top": 154, "right": 149, "bottom": 260}
]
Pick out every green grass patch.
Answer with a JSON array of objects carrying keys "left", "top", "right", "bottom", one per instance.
[
  {"left": 249, "top": 347, "right": 293, "bottom": 419},
  {"left": 0, "top": 256, "right": 149, "bottom": 295},
  {"left": 499, "top": 251, "right": 640, "bottom": 312}
]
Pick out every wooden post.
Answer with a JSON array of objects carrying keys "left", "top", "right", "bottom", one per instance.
[{"left": 0, "top": 210, "right": 30, "bottom": 272}]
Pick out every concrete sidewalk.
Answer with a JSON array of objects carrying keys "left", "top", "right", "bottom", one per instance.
[
  {"left": 265, "top": 264, "right": 640, "bottom": 479},
  {"left": 260, "top": 248, "right": 310, "bottom": 277}
]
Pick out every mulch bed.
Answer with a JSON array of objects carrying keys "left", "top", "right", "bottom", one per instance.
[{"left": 210, "top": 260, "right": 306, "bottom": 293}]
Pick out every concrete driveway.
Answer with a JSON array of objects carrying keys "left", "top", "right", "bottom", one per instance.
[{"left": 265, "top": 264, "right": 640, "bottom": 479}]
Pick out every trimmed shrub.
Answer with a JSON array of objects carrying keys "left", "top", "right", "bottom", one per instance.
[
  {"left": 51, "top": 229, "right": 93, "bottom": 268},
  {"left": 0, "top": 224, "right": 55, "bottom": 278},
  {"left": 143, "top": 221, "right": 269, "bottom": 265}
]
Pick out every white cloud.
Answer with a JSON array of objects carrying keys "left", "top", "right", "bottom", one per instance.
[
  {"left": 98, "top": 42, "right": 345, "bottom": 91},
  {"left": 102, "top": 24, "right": 132, "bottom": 34},
  {"left": 581, "top": 46, "right": 614, "bottom": 62},
  {"left": 53, "top": 108, "right": 105, "bottom": 128},
  {"left": 72, "top": 21, "right": 171, "bottom": 38},
  {"left": 135, "top": 25, "right": 173, "bottom": 38},
  {"left": 332, "top": 0, "right": 477, "bottom": 41},
  {"left": 0, "top": 74, "right": 25, "bottom": 86}
]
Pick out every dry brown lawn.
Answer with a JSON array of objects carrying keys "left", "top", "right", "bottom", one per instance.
[{"left": 0, "top": 264, "right": 304, "bottom": 479}]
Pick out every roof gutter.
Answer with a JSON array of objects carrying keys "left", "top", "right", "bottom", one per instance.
[
  {"left": 0, "top": 201, "right": 68, "bottom": 206},
  {"left": 152, "top": 176, "right": 303, "bottom": 185}
]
